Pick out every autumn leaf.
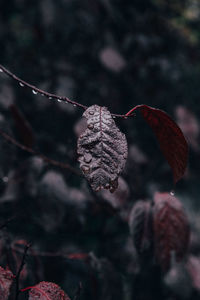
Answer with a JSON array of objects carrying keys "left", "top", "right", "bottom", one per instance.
[
  {"left": 153, "top": 192, "right": 190, "bottom": 271},
  {"left": 126, "top": 105, "right": 188, "bottom": 183}
]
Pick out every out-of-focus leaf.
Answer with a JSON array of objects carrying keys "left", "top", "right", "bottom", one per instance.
[
  {"left": 153, "top": 192, "right": 190, "bottom": 271},
  {"left": 129, "top": 200, "right": 153, "bottom": 256},
  {"left": 27, "top": 281, "right": 70, "bottom": 300},
  {"left": 175, "top": 105, "right": 199, "bottom": 151},
  {"left": 187, "top": 256, "right": 200, "bottom": 293},
  {"left": 77, "top": 105, "right": 128, "bottom": 192},
  {"left": 99, "top": 47, "right": 126, "bottom": 72},
  {"left": 0, "top": 266, "right": 14, "bottom": 300}
]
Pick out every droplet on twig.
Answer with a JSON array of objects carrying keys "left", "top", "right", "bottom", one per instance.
[{"left": 170, "top": 190, "right": 175, "bottom": 196}]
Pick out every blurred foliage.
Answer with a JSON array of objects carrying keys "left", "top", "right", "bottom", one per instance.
[{"left": 0, "top": 0, "right": 200, "bottom": 299}]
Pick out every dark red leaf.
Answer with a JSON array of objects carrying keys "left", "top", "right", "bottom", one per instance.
[
  {"left": 23, "top": 281, "right": 70, "bottom": 300},
  {"left": 153, "top": 192, "right": 190, "bottom": 271},
  {"left": 126, "top": 105, "right": 188, "bottom": 183},
  {"left": 0, "top": 266, "right": 14, "bottom": 300}
]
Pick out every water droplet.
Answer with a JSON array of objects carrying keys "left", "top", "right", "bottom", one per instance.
[
  {"left": 113, "top": 116, "right": 116, "bottom": 119},
  {"left": 41, "top": 93, "right": 44, "bottom": 96},
  {"left": 81, "top": 165, "right": 90, "bottom": 174},
  {"left": 110, "top": 186, "right": 115, "bottom": 193},
  {"left": 73, "top": 104, "right": 77, "bottom": 107},
  {"left": 32, "top": 90, "right": 38, "bottom": 95},
  {"left": 58, "top": 99, "right": 62, "bottom": 102},
  {"left": 0, "top": 68, "right": 3, "bottom": 72},
  {"left": 84, "top": 153, "right": 92, "bottom": 163},
  {"left": 48, "top": 97, "right": 52, "bottom": 100},
  {"left": 170, "top": 190, "right": 175, "bottom": 196},
  {"left": 19, "top": 82, "right": 24, "bottom": 87},
  {"left": 105, "top": 183, "right": 110, "bottom": 189},
  {"left": 88, "top": 123, "right": 94, "bottom": 130}
]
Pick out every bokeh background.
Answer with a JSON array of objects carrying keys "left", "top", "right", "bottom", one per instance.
[{"left": 0, "top": 0, "right": 200, "bottom": 299}]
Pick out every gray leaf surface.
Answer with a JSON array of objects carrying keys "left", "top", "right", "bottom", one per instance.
[{"left": 77, "top": 105, "right": 128, "bottom": 192}]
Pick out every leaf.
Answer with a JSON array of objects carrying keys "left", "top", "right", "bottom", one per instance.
[
  {"left": 187, "top": 256, "right": 200, "bottom": 293},
  {"left": 129, "top": 200, "right": 153, "bottom": 256},
  {"left": 0, "top": 266, "right": 14, "bottom": 300},
  {"left": 153, "top": 192, "right": 190, "bottom": 271},
  {"left": 126, "top": 105, "right": 188, "bottom": 183},
  {"left": 27, "top": 281, "right": 70, "bottom": 300},
  {"left": 77, "top": 105, "right": 128, "bottom": 192}
]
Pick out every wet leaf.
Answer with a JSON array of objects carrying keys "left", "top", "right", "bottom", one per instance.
[
  {"left": 28, "top": 281, "right": 70, "bottom": 300},
  {"left": 0, "top": 266, "right": 14, "bottom": 300},
  {"left": 77, "top": 105, "right": 128, "bottom": 192},
  {"left": 153, "top": 192, "right": 190, "bottom": 271}
]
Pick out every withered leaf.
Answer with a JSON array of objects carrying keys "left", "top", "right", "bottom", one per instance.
[
  {"left": 28, "top": 281, "right": 70, "bottom": 300},
  {"left": 77, "top": 105, "right": 128, "bottom": 192},
  {"left": 0, "top": 266, "right": 14, "bottom": 300},
  {"left": 153, "top": 192, "right": 190, "bottom": 271}
]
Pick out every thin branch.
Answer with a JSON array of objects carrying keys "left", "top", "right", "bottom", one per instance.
[
  {"left": 0, "top": 64, "right": 87, "bottom": 110},
  {"left": 0, "top": 128, "right": 81, "bottom": 176},
  {"left": 0, "top": 64, "right": 133, "bottom": 119},
  {"left": 15, "top": 243, "right": 31, "bottom": 300},
  {"left": 11, "top": 243, "right": 89, "bottom": 260}
]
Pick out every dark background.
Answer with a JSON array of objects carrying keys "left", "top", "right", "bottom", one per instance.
[{"left": 0, "top": 0, "right": 200, "bottom": 299}]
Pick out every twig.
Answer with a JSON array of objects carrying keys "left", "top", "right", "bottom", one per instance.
[
  {"left": 0, "top": 64, "right": 133, "bottom": 119},
  {"left": 0, "top": 64, "right": 87, "bottom": 110},
  {"left": 0, "top": 128, "right": 81, "bottom": 176},
  {"left": 73, "top": 282, "right": 82, "bottom": 300},
  {"left": 15, "top": 243, "right": 31, "bottom": 300}
]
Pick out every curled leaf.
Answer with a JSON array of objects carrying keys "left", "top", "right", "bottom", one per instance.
[
  {"left": 77, "top": 105, "right": 128, "bottom": 192},
  {"left": 126, "top": 105, "right": 188, "bottom": 183},
  {"left": 153, "top": 192, "right": 190, "bottom": 271},
  {"left": 0, "top": 266, "right": 14, "bottom": 300},
  {"left": 27, "top": 281, "right": 70, "bottom": 300}
]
